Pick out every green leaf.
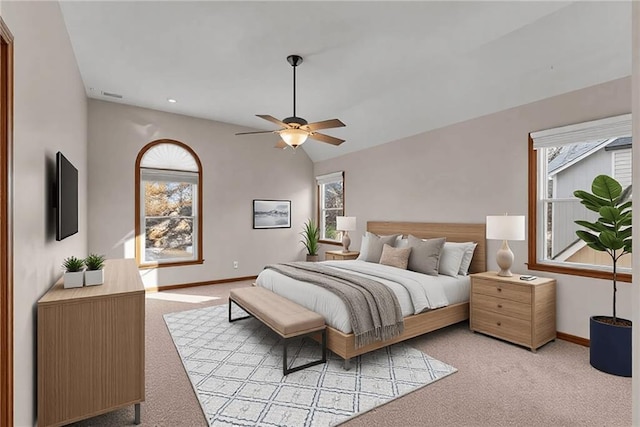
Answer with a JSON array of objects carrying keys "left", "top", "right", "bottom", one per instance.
[
  {"left": 599, "top": 206, "right": 621, "bottom": 223},
  {"left": 575, "top": 230, "right": 599, "bottom": 245},
  {"left": 592, "top": 175, "right": 622, "bottom": 202},
  {"left": 618, "top": 228, "right": 632, "bottom": 240},
  {"left": 575, "top": 220, "right": 604, "bottom": 233},
  {"left": 574, "top": 190, "right": 610, "bottom": 212},
  {"left": 599, "top": 231, "right": 625, "bottom": 250},
  {"left": 619, "top": 200, "right": 632, "bottom": 212}
]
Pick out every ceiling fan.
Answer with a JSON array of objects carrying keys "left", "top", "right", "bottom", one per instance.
[{"left": 235, "top": 55, "right": 346, "bottom": 149}]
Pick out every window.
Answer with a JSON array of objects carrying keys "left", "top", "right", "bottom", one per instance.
[
  {"left": 316, "top": 171, "right": 344, "bottom": 242},
  {"left": 528, "top": 114, "right": 632, "bottom": 281},
  {"left": 135, "top": 140, "right": 203, "bottom": 267}
]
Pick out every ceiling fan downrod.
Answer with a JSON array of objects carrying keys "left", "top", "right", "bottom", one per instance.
[{"left": 285, "top": 55, "right": 307, "bottom": 126}]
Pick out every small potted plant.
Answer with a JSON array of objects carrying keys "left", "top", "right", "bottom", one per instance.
[
  {"left": 300, "top": 219, "right": 320, "bottom": 262},
  {"left": 62, "top": 256, "right": 84, "bottom": 288},
  {"left": 84, "top": 254, "right": 106, "bottom": 286},
  {"left": 574, "top": 174, "right": 632, "bottom": 377}
]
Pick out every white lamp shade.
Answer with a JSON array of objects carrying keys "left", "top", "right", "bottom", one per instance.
[
  {"left": 486, "top": 215, "right": 525, "bottom": 241},
  {"left": 279, "top": 128, "right": 308, "bottom": 147},
  {"left": 336, "top": 216, "right": 356, "bottom": 231}
]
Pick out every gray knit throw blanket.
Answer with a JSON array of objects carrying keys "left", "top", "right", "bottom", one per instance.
[{"left": 265, "top": 262, "right": 404, "bottom": 348}]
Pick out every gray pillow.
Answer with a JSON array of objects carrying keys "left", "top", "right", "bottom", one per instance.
[
  {"left": 407, "top": 235, "right": 446, "bottom": 276},
  {"left": 364, "top": 233, "right": 400, "bottom": 262}
]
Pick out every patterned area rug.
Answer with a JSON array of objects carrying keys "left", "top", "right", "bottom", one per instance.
[{"left": 164, "top": 304, "right": 457, "bottom": 427}]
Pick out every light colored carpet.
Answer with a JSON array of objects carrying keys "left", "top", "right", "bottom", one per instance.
[
  {"left": 70, "top": 280, "right": 632, "bottom": 427},
  {"left": 163, "top": 304, "right": 456, "bottom": 426}
]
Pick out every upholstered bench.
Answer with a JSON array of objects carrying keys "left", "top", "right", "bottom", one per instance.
[{"left": 228, "top": 286, "right": 327, "bottom": 375}]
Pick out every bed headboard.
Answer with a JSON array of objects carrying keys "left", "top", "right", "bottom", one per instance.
[{"left": 367, "top": 221, "right": 486, "bottom": 274}]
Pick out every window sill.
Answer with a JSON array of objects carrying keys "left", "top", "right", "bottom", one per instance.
[
  {"left": 527, "top": 260, "right": 631, "bottom": 283},
  {"left": 319, "top": 239, "right": 342, "bottom": 247},
  {"left": 138, "top": 259, "right": 204, "bottom": 269}
]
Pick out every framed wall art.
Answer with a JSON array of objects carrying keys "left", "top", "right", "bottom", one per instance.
[{"left": 253, "top": 200, "right": 291, "bottom": 229}]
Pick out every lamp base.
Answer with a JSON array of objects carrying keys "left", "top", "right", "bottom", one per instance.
[
  {"left": 342, "top": 231, "right": 351, "bottom": 253},
  {"left": 496, "top": 240, "right": 514, "bottom": 277}
]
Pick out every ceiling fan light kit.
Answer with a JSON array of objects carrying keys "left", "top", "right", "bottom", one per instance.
[{"left": 235, "top": 54, "right": 346, "bottom": 149}]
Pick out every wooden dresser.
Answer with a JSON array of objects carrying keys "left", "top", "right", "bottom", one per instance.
[
  {"left": 325, "top": 250, "right": 359, "bottom": 261},
  {"left": 37, "top": 259, "right": 145, "bottom": 426},
  {"left": 470, "top": 271, "right": 556, "bottom": 352}
]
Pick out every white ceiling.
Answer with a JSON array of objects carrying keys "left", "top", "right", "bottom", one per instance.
[{"left": 59, "top": 1, "right": 631, "bottom": 162}]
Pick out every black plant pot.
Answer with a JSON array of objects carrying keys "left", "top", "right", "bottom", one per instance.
[{"left": 590, "top": 316, "right": 632, "bottom": 377}]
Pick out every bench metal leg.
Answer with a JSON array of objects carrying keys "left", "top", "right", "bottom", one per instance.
[
  {"left": 343, "top": 358, "right": 352, "bottom": 371},
  {"left": 134, "top": 403, "right": 141, "bottom": 425},
  {"left": 228, "top": 298, "right": 251, "bottom": 323},
  {"left": 283, "top": 329, "right": 327, "bottom": 375}
]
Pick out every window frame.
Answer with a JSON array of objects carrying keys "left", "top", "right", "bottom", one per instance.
[
  {"left": 527, "top": 114, "right": 632, "bottom": 283},
  {"left": 135, "top": 139, "right": 204, "bottom": 269},
  {"left": 316, "top": 171, "right": 345, "bottom": 245}
]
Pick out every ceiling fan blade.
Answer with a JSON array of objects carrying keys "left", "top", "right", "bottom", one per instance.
[
  {"left": 235, "top": 130, "right": 275, "bottom": 135},
  {"left": 256, "top": 114, "right": 290, "bottom": 128},
  {"left": 274, "top": 140, "right": 288, "bottom": 149},
  {"left": 309, "top": 132, "right": 344, "bottom": 146},
  {"left": 301, "top": 119, "right": 346, "bottom": 132}
]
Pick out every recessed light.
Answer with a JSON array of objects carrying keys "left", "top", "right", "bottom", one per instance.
[{"left": 167, "top": 98, "right": 177, "bottom": 103}]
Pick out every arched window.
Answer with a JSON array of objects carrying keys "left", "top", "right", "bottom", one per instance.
[{"left": 135, "top": 139, "right": 203, "bottom": 268}]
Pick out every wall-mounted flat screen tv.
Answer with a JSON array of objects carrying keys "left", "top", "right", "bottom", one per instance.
[{"left": 56, "top": 151, "right": 78, "bottom": 241}]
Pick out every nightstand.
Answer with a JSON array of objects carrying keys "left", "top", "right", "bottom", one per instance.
[
  {"left": 470, "top": 271, "right": 556, "bottom": 352},
  {"left": 325, "top": 250, "right": 359, "bottom": 261}
]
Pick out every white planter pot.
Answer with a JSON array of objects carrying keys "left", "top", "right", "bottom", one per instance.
[
  {"left": 84, "top": 269, "right": 104, "bottom": 286},
  {"left": 63, "top": 271, "right": 84, "bottom": 288}
]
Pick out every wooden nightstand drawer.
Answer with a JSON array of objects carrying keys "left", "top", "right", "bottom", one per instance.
[
  {"left": 325, "top": 250, "right": 359, "bottom": 261},
  {"left": 472, "top": 308, "right": 531, "bottom": 347},
  {"left": 472, "top": 293, "right": 531, "bottom": 321},
  {"left": 472, "top": 278, "right": 531, "bottom": 304}
]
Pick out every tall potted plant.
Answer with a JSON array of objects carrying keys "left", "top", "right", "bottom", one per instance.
[
  {"left": 574, "top": 174, "right": 632, "bottom": 377},
  {"left": 300, "top": 219, "right": 320, "bottom": 262}
]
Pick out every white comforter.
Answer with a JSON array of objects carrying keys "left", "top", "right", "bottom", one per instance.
[{"left": 255, "top": 260, "right": 470, "bottom": 333}]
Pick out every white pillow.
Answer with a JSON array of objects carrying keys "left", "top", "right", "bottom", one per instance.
[
  {"left": 438, "top": 242, "right": 467, "bottom": 277},
  {"left": 395, "top": 237, "right": 409, "bottom": 249},
  {"left": 356, "top": 234, "right": 369, "bottom": 260},
  {"left": 458, "top": 242, "right": 478, "bottom": 275}
]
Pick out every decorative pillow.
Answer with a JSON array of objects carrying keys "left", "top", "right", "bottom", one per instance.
[
  {"left": 458, "top": 242, "right": 478, "bottom": 275},
  {"left": 379, "top": 244, "right": 412, "bottom": 270},
  {"left": 395, "top": 237, "right": 409, "bottom": 249},
  {"left": 438, "top": 242, "right": 468, "bottom": 277},
  {"left": 407, "top": 235, "right": 446, "bottom": 276},
  {"left": 356, "top": 234, "right": 370, "bottom": 260},
  {"left": 364, "top": 232, "right": 401, "bottom": 263}
]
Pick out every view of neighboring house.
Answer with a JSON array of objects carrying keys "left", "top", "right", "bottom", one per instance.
[{"left": 548, "top": 136, "right": 632, "bottom": 268}]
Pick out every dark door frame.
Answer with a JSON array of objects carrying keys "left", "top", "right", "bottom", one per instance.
[{"left": 0, "top": 15, "right": 14, "bottom": 427}]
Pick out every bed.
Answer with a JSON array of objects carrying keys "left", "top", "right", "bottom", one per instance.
[{"left": 256, "top": 221, "right": 486, "bottom": 364}]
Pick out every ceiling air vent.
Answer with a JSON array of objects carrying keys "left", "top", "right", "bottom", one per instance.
[{"left": 101, "top": 91, "right": 123, "bottom": 99}]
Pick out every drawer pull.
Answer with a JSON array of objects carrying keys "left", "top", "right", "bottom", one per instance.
[
  {"left": 497, "top": 304, "right": 503, "bottom": 308},
  {"left": 497, "top": 321, "right": 502, "bottom": 326},
  {"left": 497, "top": 288, "right": 502, "bottom": 292}
]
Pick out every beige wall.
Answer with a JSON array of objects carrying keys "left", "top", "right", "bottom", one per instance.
[
  {"left": 2, "top": 1, "right": 88, "bottom": 425},
  {"left": 315, "top": 77, "right": 632, "bottom": 340},
  {"left": 87, "top": 100, "right": 314, "bottom": 288}
]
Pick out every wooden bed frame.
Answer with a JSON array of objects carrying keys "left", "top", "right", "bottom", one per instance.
[{"left": 324, "top": 221, "right": 486, "bottom": 364}]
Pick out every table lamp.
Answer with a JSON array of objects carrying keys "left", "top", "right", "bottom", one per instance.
[
  {"left": 336, "top": 216, "right": 356, "bottom": 253},
  {"left": 486, "top": 215, "right": 525, "bottom": 277}
]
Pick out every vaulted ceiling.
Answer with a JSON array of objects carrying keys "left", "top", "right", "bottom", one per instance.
[{"left": 59, "top": 1, "right": 631, "bottom": 162}]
